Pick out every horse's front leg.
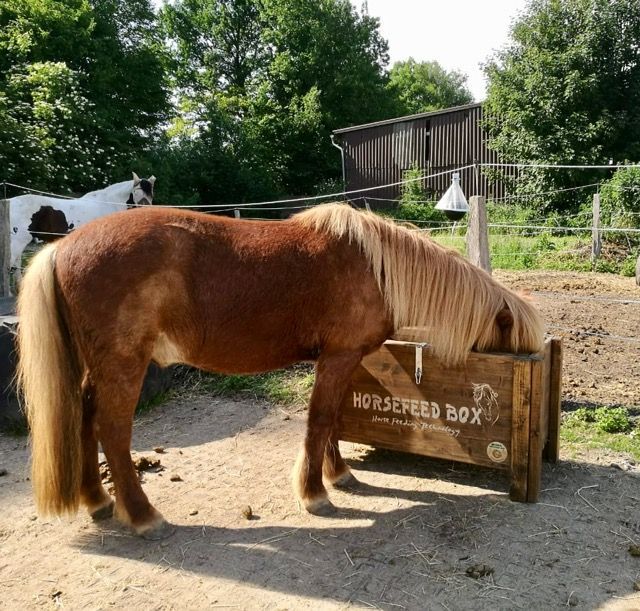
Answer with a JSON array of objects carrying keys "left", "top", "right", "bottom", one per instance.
[{"left": 293, "top": 350, "right": 362, "bottom": 515}]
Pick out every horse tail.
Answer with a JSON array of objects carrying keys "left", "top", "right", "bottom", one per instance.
[{"left": 16, "top": 243, "right": 84, "bottom": 516}]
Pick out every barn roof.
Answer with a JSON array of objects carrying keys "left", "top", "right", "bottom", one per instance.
[{"left": 332, "top": 102, "right": 482, "bottom": 135}]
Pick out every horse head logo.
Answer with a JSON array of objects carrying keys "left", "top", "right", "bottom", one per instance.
[{"left": 472, "top": 383, "right": 500, "bottom": 425}]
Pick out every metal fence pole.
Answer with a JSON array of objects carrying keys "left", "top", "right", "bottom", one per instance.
[
  {"left": 0, "top": 200, "right": 11, "bottom": 297},
  {"left": 591, "top": 192, "right": 601, "bottom": 269}
]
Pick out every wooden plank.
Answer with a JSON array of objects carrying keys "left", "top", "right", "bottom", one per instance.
[
  {"left": 543, "top": 338, "right": 563, "bottom": 462},
  {"left": 509, "top": 360, "right": 531, "bottom": 502},
  {"left": 539, "top": 339, "right": 552, "bottom": 449},
  {"left": 526, "top": 355, "right": 545, "bottom": 502}
]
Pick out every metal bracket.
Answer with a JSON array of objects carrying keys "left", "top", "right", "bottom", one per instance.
[
  {"left": 415, "top": 343, "right": 426, "bottom": 385},
  {"left": 383, "top": 339, "right": 429, "bottom": 386}
]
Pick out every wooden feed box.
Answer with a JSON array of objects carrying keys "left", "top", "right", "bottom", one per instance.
[{"left": 339, "top": 333, "right": 563, "bottom": 502}]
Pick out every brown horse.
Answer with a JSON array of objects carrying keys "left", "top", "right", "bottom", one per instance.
[{"left": 17, "top": 203, "right": 544, "bottom": 539}]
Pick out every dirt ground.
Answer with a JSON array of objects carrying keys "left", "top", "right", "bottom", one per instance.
[
  {"left": 1, "top": 270, "right": 639, "bottom": 610},
  {"left": 495, "top": 270, "right": 640, "bottom": 409}
]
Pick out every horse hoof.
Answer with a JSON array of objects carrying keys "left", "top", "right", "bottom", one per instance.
[
  {"left": 305, "top": 498, "right": 337, "bottom": 517},
  {"left": 90, "top": 500, "right": 115, "bottom": 521},
  {"left": 331, "top": 471, "right": 359, "bottom": 489},
  {"left": 139, "top": 520, "right": 176, "bottom": 541}
]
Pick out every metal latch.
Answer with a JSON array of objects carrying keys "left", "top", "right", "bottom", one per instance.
[
  {"left": 384, "top": 339, "right": 429, "bottom": 386},
  {"left": 415, "top": 343, "right": 426, "bottom": 385}
]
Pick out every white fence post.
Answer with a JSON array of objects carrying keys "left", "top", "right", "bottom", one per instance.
[
  {"left": 234, "top": 209, "right": 241, "bottom": 219},
  {"left": 0, "top": 200, "right": 10, "bottom": 297},
  {"left": 591, "top": 192, "right": 601, "bottom": 268},
  {"left": 466, "top": 195, "right": 491, "bottom": 274}
]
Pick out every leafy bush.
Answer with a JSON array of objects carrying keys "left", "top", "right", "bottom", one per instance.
[
  {"left": 593, "top": 407, "right": 633, "bottom": 433},
  {"left": 600, "top": 166, "right": 640, "bottom": 230},
  {"left": 394, "top": 201, "right": 446, "bottom": 224},
  {"left": 620, "top": 253, "right": 640, "bottom": 277},
  {"left": 568, "top": 406, "right": 632, "bottom": 433},
  {"left": 486, "top": 201, "right": 537, "bottom": 226},
  {"left": 571, "top": 407, "right": 595, "bottom": 423},
  {"left": 393, "top": 165, "right": 447, "bottom": 224}
]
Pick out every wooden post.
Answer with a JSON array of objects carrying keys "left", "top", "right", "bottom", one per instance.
[
  {"left": 543, "top": 337, "right": 563, "bottom": 462},
  {"left": 591, "top": 192, "right": 601, "bottom": 268},
  {"left": 234, "top": 208, "right": 240, "bottom": 219},
  {"left": 509, "top": 359, "right": 531, "bottom": 502},
  {"left": 526, "top": 355, "right": 545, "bottom": 502},
  {"left": 466, "top": 195, "right": 491, "bottom": 274},
  {"left": 0, "top": 200, "right": 10, "bottom": 297}
]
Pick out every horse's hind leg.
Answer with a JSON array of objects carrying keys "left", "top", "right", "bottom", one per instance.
[
  {"left": 93, "top": 359, "right": 172, "bottom": 539},
  {"left": 80, "top": 379, "right": 114, "bottom": 520},
  {"left": 293, "top": 351, "right": 361, "bottom": 515},
  {"left": 323, "top": 428, "right": 358, "bottom": 488}
]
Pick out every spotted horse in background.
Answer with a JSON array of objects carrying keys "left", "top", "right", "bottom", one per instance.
[{"left": 8, "top": 172, "right": 155, "bottom": 285}]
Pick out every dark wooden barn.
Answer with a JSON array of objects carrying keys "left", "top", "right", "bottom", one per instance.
[{"left": 332, "top": 103, "right": 511, "bottom": 205}]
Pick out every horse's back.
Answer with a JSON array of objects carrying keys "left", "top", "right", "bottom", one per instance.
[{"left": 52, "top": 207, "right": 391, "bottom": 373}]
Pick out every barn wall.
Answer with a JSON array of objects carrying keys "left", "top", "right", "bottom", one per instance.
[
  {"left": 336, "top": 104, "right": 514, "bottom": 207},
  {"left": 341, "top": 118, "right": 430, "bottom": 203}
]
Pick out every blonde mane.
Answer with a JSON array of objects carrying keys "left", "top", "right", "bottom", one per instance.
[{"left": 294, "top": 203, "right": 544, "bottom": 365}]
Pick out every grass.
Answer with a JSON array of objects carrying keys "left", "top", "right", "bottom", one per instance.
[
  {"left": 0, "top": 417, "right": 29, "bottom": 437},
  {"left": 388, "top": 200, "right": 639, "bottom": 276},
  {"left": 136, "top": 389, "right": 175, "bottom": 416},
  {"left": 560, "top": 406, "right": 640, "bottom": 461},
  {"left": 173, "top": 364, "right": 315, "bottom": 407},
  {"left": 430, "top": 231, "right": 638, "bottom": 275}
]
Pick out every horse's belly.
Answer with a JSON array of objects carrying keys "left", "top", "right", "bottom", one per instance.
[
  {"left": 151, "top": 333, "right": 185, "bottom": 367},
  {"left": 151, "top": 331, "right": 306, "bottom": 374}
]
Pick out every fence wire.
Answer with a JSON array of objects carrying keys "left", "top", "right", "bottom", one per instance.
[{"left": 3, "top": 173, "right": 639, "bottom": 367}]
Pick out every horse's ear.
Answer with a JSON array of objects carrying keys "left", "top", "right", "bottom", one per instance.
[
  {"left": 149, "top": 175, "right": 156, "bottom": 185},
  {"left": 132, "top": 172, "right": 140, "bottom": 185},
  {"left": 496, "top": 306, "right": 514, "bottom": 333}
]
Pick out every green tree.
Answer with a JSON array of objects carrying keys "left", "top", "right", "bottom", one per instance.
[
  {"left": 0, "top": 62, "right": 106, "bottom": 192},
  {"left": 0, "top": 0, "right": 169, "bottom": 191},
  {"left": 257, "top": 0, "right": 392, "bottom": 193},
  {"left": 85, "top": 0, "right": 170, "bottom": 157},
  {"left": 0, "top": 0, "right": 94, "bottom": 75},
  {"left": 161, "top": 0, "right": 265, "bottom": 96},
  {"left": 483, "top": 0, "right": 640, "bottom": 212},
  {"left": 387, "top": 59, "right": 473, "bottom": 116},
  {"left": 161, "top": 0, "right": 392, "bottom": 203},
  {"left": 160, "top": 0, "right": 275, "bottom": 201}
]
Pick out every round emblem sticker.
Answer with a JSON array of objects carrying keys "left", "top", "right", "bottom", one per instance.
[{"left": 487, "top": 441, "right": 508, "bottom": 463}]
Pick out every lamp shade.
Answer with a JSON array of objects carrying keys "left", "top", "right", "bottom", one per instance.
[{"left": 435, "top": 173, "right": 468, "bottom": 220}]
